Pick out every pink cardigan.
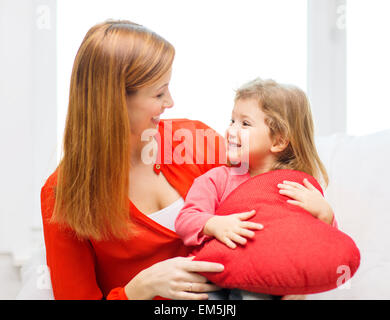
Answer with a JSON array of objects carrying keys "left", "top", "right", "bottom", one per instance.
[{"left": 175, "top": 166, "right": 337, "bottom": 246}]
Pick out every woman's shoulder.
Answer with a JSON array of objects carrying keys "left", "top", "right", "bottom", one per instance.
[
  {"left": 158, "top": 118, "right": 226, "bottom": 171},
  {"left": 40, "top": 168, "right": 59, "bottom": 219},
  {"left": 42, "top": 168, "right": 58, "bottom": 191}
]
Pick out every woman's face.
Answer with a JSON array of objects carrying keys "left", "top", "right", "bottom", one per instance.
[{"left": 126, "top": 68, "right": 173, "bottom": 137}]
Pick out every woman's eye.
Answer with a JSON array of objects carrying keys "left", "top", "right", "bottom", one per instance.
[{"left": 156, "top": 93, "right": 164, "bottom": 98}]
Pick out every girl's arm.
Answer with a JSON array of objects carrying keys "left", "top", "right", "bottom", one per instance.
[
  {"left": 175, "top": 167, "right": 229, "bottom": 246},
  {"left": 277, "top": 178, "right": 337, "bottom": 227},
  {"left": 175, "top": 167, "right": 263, "bottom": 248},
  {"left": 202, "top": 210, "right": 263, "bottom": 249}
]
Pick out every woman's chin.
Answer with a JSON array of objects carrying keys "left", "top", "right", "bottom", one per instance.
[{"left": 151, "top": 117, "right": 160, "bottom": 126}]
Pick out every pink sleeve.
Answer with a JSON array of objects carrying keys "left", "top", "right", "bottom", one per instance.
[{"left": 175, "top": 167, "right": 229, "bottom": 246}]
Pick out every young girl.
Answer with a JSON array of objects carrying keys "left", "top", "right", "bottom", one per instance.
[{"left": 174, "top": 78, "right": 336, "bottom": 299}]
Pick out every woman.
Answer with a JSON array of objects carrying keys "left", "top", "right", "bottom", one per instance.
[{"left": 42, "top": 20, "right": 224, "bottom": 300}]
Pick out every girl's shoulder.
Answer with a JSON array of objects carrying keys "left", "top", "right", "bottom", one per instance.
[
  {"left": 195, "top": 165, "right": 247, "bottom": 190},
  {"left": 198, "top": 165, "right": 231, "bottom": 180},
  {"left": 204, "top": 165, "right": 250, "bottom": 179}
]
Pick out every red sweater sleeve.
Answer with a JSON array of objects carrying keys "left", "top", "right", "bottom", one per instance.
[
  {"left": 41, "top": 175, "right": 120, "bottom": 300},
  {"left": 106, "top": 287, "right": 128, "bottom": 300}
]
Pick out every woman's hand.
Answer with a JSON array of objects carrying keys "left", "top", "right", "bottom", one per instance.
[
  {"left": 281, "top": 294, "right": 306, "bottom": 300},
  {"left": 203, "top": 210, "right": 264, "bottom": 249},
  {"left": 124, "top": 256, "right": 224, "bottom": 300},
  {"left": 277, "top": 179, "right": 334, "bottom": 225}
]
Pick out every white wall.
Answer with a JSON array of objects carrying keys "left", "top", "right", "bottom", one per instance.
[
  {"left": 0, "top": 0, "right": 57, "bottom": 263},
  {"left": 307, "top": 0, "right": 346, "bottom": 136},
  {"left": 57, "top": 0, "right": 308, "bottom": 150}
]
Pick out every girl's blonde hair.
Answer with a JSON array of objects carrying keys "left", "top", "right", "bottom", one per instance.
[
  {"left": 52, "top": 20, "right": 175, "bottom": 240},
  {"left": 235, "top": 78, "right": 329, "bottom": 187}
]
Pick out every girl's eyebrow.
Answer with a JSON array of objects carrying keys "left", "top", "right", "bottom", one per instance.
[
  {"left": 238, "top": 112, "right": 255, "bottom": 122},
  {"left": 242, "top": 114, "right": 253, "bottom": 119},
  {"left": 156, "top": 83, "right": 169, "bottom": 91}
]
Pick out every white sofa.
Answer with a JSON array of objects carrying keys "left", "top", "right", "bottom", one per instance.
[
  {"left": 16, "top": 130, "right": 390, "bottom": 300},
  {"left": 307, "top": 130, "right": 390, "bottom": 299}
]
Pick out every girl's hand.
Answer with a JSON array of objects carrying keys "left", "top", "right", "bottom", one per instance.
[
  {"left": 277, "top": 179, "right": 334, "bottom": 225},
  {"left": 125, "top": 256, "right": 224, "bottom": 300},
  {"left": 203, "top": 210, "right": 264, "bottom": 249}
]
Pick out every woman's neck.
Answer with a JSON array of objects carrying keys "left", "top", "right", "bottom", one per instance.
[{"left": 129, "top": 135, "right": 158, "bottom": 167}]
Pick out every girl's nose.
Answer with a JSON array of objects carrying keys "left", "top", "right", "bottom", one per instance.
[{"left": 227, "top": 125, "right": 239, "bottom": 138}]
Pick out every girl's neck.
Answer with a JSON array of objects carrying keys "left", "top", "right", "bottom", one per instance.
[
  {"left": 248, "top": 158, "right": 277, "bottom": 177},
  {"left": 248, "top": 166, "right": 271, "bottom": 177}
]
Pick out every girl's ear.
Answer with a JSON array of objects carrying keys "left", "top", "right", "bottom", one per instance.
[{"left": 270, "top": 135, "right": 289, "bottom": 153}]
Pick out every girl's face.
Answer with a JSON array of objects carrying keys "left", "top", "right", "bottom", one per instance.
[
  {"left": 126, "top": 68, "right": 173, "bottom": 137},
  {"left": 226, "top": 98, "right": 276, "bottom": 172}
]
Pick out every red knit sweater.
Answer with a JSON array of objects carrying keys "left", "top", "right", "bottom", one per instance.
[{"left": 40, "top": 119, "right": 225, "bottom": 299}]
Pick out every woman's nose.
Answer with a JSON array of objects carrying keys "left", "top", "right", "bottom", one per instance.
[{"left": 163, "top": 91, "right": 174, "bottom": 109}]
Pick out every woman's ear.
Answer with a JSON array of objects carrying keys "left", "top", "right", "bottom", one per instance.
[{"left": 270, "top": 135, "right": 289, "bottom": 153}]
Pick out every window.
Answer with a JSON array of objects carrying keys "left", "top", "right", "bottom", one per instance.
[{"left": 347, "top": 0, "right": 390, "bottom": 135}]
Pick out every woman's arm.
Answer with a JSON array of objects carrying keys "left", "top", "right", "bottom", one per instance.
[
  {"left": 123, "top": 256, "right": 224, "bottom": 300},
  {"left": 43, "top": 182, "right": 224, "bottom": 300},
  {"left": 41, "top": 183, "right": 104, "bottom": 299}
]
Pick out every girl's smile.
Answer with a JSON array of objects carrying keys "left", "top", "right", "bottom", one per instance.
[{"left": 226, "top": 98, "right": 285, "bottom": 176}]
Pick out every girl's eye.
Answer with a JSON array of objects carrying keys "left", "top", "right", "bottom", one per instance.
[
  {"left": 242, "top": 121, "right": 251, "bottom": 127},
  {"left": 230, "top": 119, "right": 235, "bottom": 125}
]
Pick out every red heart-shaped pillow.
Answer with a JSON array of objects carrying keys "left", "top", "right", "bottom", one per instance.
[{"left": 192, "top": 169, "right": 360, "bottom": 295}]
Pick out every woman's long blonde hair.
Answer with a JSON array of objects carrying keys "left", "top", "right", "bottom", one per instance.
[
  {"left": 235, "top": 78, "right": 329, "bottom": 187},
  {"left": 52, "top": 20, "right": 175, "bottom": 240}
]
